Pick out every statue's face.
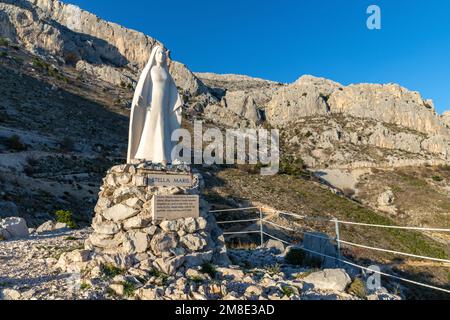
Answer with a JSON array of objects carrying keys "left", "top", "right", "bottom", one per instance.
[{"left": 156, "top": 48, "right": 166, "bottom": 65}]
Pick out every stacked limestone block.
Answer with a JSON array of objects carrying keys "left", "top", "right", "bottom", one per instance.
[{"left": 85, "top": 160, "right": 230, "bottom": 275}]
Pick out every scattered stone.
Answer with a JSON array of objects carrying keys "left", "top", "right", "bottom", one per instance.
[
  {"left": 303, "top": 269, "right": 351, "bottom": 292},
  {"left": 0, "top": 217, "right": 29, "bottom": 239},
  {"left": 1, "top": 288, "right": 21, "bottom": 300},
  {"left": 263, "top": 239, "right": 285, "bottom": 254},
  {"left": 109, "top": 283, "right": 124, "bottom": 296},
  {"left": 103, "top": 203, "right": 138, "bottom": 222},
  {"left": 378, "top": 189, "right": 395, "bottom": 206},
  {"left": 36, "top": 220, "right": 67, "bottom": 234}
]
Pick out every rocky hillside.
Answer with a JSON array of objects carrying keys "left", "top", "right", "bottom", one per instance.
[
  {"left": 0, "top": 0, "right": 208, "bottom": 97},
  {"left": 1, "top": 0, "right": 449, "bottom": 170}
]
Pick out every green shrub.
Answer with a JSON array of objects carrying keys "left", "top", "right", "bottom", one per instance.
[
  {"left": 32, "top": 57, "right": 50, "bottom": 70},
  {"left": 279, "top": 155, "right": 305, "bottom": 176},
  {"left": 6, "top": 134, "right": 27, "bottom": 151},
  {"left": 54, "top": 210, "right": 77, "bottom": 229},
  {"left": 80, "top": 282, "right": 91, "bottom": 290},
  {"left": 122, "top": 281, "right": 136, "bottom": 297},
  {"left": 432, "top": 175, "right": 444, "bottom": 182},
  {"left": 101, "top": 264, "right": 124, "bottom": 279},
  {"left": 0, "top": 51, "right": 7, "bottom": 58},
  {"left": 266, "top": 264, "right": 281, "bottom": 276},
  {"left": 200, "top": 262, "right": 217, "bottom": 278},
  {"left": 347, "top": 278, "right": 367, "bottom": 299},
  {"left": 149, "top": 268, "right": 169, "bottom": 283},
  {"left": 0, "top": 37, "right": 8, "bottom": 46},
  {"left": 281, "top": 285, "right": 295, "bottom": 297},
  {"left": 189, "top": 276, "right": 204, "bottom": 284},
  {"left": 285, "top": 248, "right": 306, "bottom": 265}
]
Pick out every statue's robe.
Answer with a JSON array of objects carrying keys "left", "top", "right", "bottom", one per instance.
[{"left": 127, "top": 47, "right": 182, "bottom": 164}]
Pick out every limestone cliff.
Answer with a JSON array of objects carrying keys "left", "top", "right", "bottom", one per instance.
[{"left": 0, "top": 0, "right": 206, "bottom": 95}]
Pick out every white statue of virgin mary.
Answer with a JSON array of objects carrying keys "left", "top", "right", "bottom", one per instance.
[{"left": 127, "top": 46, "right": 182, "bottom": 164}]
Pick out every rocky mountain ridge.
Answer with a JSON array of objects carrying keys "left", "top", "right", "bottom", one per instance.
[{"left": 1, "top": 0, "right": 450, "bottom": 300}]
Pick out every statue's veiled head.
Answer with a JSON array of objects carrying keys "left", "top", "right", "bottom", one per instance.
[{"left": 155, "top": 46, "right": 167, "bottom": 65}]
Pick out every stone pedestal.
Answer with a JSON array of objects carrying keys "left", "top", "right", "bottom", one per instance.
[{"left": 85, "top": 160, "right": 230, "bottom": 275}]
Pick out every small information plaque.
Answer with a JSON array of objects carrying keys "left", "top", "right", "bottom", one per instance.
[{"left": 152, "top": 195, "right": 199, "bottom": 221}]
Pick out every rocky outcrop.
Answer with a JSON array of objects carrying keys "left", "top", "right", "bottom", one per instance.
[
  {"left": 0, "top": 0, "right": 205, "bottom": 95},
  {"left": 36, "top": 220, "right": 68, "bottom": 233},
  {"left": 266, "top": 75, "right": 341, "bottom": 125},
  {"left": 0, "top": 217, "right": 29, "bottom": 240},
  {"left": 441, "top": 111, "right": 450, "bottom": 128},
  {"left": 196, "top": 73, "right": 282, "bottom": 127},
  {"left": 303, "top": 269, "right": 351, "bottom": 292},
  {"left": 328, "top": 83, "right": 447, "bottom": 135},
  {"left": 283, "top": 116, "right": 449, "bottom": 169},
  {"left": 267, "top": 75, "right": 448, "bottom": 136}
]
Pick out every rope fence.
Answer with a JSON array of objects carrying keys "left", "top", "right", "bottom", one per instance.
[{"left": 212, "top": 206, "right": 450, "bottom": 295}]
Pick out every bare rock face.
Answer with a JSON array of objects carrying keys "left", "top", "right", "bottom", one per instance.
[
  {"left": 82, "top": 161, "right": 230, "bottom": 275},
  {"left": 267, "top": 76, "right": 448, "bottom": 137},
  {"left": 197, "top": 73, "right": 282, "bottom": 127},
  {"left": 266, "top": 75, "right": 342, "bottom": 125},
  {"left": 0, "top": 0, "right": 205, "bottom": 94},
  {"left": 328, "top": 83, "right": 447, "bottom": 135},
  {"left": 441, "top": 111, "right": 450, "bottom": 128}
]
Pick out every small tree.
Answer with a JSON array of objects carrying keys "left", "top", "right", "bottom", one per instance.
[{"left": 54, "top": 210, "right": 77, "bottom": 229}]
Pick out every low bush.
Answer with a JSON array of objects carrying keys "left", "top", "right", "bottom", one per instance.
[
  {"left": 201, "top": 262, "right": 217, "bottom": 278},
  {"left": 279, "top": 155, "right": 306, "bottom": 176},
  {"left": 122, "top": 281, "right": 136, "bottom": 297},
  {"left": 285, "top": 248, "right": 306, "bottom": 265},
  {"left": 0, "top": 37, "right": 8, "bottom": 47},
  {"left": 280, "top": 285, "right": 295, "bottom": 297},
  {"left": 101, "top": 264, "right": 124, "bottom": 279},
  {"left": 266, "top": 264, "right": 281, "bottom": 275},
  {"left": 6, "top": 134, "right": 27, "bottom": 151},
  {"left": 54, "top": 210, "right": 77, "bottom": 229},
  {"left": 80, "top": 282, "right": 91, "bottom": 290},
  {"left": 347, "top": 278, "right": 367, "bottom": 299}
]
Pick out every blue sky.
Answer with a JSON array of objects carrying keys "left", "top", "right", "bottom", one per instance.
[{"left": 64, "top": 0, "right": 450, "bottom": 113}]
